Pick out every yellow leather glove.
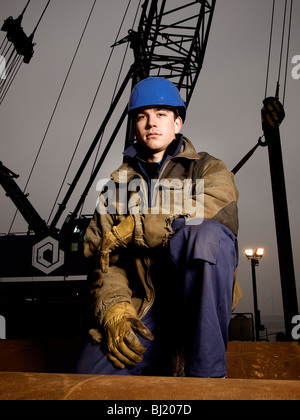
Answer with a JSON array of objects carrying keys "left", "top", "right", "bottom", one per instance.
[
  {"left": 261, "top": 97, "right": 285, "bottom": 132},
  {"left": 103, "top": 302, "right": 154, "bottom": 369},
  {"left": 99, "top": 214, "right": 135, "bottom": 273}
]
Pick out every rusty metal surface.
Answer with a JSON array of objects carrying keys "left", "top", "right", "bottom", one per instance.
[
  {"left": 0, "top": 372, "right": 299, "bottom": 400},
  {"left": 226, "top": 341, "right": 300, "bottom": 380},
  {"left": 0, "top": 340, "right": 300, "bottom": 400},
  {"left": 0, "top": 340, "right": 300, "bottom": 381}
]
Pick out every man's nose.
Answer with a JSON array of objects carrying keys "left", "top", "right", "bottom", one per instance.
[{"left": 147, "top": 114, "right": 157, "bottom": 127}]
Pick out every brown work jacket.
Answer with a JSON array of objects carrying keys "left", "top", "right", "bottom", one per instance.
[{"left": 84, "top": 137, "right": 242, "bottom": 342}]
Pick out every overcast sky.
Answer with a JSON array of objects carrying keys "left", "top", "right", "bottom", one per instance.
[{"left": 0, "top": 0, "right": 299, "bottom": 330}]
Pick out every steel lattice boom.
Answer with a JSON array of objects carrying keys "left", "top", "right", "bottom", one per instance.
[{"left": 136, "top": 0, "right": 216, "bottom": 106}]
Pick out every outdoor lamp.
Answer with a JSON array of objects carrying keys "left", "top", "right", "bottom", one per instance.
[
  {"left": 244, "top": 248, "right": 264, "bottom": 264},
  {"left": 244, "top": 247, "right": 265, "bottom": 340}
]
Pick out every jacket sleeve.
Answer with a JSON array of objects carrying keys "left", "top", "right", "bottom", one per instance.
[
  {"left": 196, "top": 154, "right": 239, "bottom": 236},
  {"left": 84, "top": 211, "right": 132, "bottom": 327}
]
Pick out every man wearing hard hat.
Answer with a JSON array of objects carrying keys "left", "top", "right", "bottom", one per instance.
[{"left": 77, "top": 77, "right": 241, "bottom": 378}]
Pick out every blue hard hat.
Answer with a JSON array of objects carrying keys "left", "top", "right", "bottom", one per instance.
[{"left": 128, "top": 77, "right": 186, "bottom": 122}]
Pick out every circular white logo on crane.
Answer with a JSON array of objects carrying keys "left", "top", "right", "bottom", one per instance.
[{"left": 32, "top": 237, "right": 65, "bottom": 275}]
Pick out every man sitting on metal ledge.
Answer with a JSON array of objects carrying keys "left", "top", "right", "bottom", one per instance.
[{"left": 77, "top": 77, "right": 241, "bottom": 378}]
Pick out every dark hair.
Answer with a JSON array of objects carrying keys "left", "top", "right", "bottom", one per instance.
[{"left": 133, "top": 106, "right": 180, "bottom": 122}]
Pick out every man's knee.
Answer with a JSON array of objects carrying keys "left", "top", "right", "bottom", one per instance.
[{"left": 169, "top": 218, "right": 237, "bottom": 267}]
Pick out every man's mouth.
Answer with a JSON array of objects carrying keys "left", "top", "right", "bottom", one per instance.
[{"left": 146, "top": 132, "right": 160, "bottom": 138}]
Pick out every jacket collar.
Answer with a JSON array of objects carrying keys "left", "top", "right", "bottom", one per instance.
[
  {"left": 123, "top": 134, "right": 200, "bottom": 161},
  {"left": 111, "top": 135, "right": 200, "bottom": 183}
]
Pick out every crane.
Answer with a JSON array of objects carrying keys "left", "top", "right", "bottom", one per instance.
[{"left": 0, "top": 0, "right": 216, "bottom": 339}]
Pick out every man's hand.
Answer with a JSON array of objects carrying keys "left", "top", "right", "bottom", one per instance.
[
  {"left": 261, "top": 97, "right": 285, "bottom": 132},
  {"left": 103, "top": 302, "right": 154, "bottom": 369},
  {"left": 98, "top": 214, "right": 135, "bottom": 273}
]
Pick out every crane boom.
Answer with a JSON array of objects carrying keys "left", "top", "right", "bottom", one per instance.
[{"left": 136, "top": 0, "right": 216, "bottom": 105}]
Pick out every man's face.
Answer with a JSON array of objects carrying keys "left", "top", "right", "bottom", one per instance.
[{"left": 135, "top": 107, "right": 183, "bottom": 162}]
